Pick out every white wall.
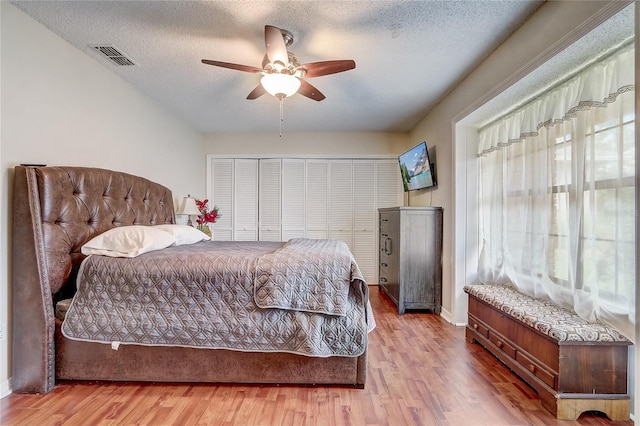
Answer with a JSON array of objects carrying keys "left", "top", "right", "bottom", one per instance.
[
  {"left": 407, "top": 0, "right": 632, "bottom": 325},
  {"left": 203, "top": 131, "right": 408, "bottom": 157},
  {"left": 0, "top": 3, "right": 205, "bottom": 396},
  {"left": 0, "top": 0, "right": 5, "bottom": 399},
  {"left": 635, "top": 0, "right": 639, "bottom": 417}
]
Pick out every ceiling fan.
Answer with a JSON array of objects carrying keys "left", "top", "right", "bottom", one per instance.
[{"left": 202, "top": 25, "right": 356, "bottom": 101}]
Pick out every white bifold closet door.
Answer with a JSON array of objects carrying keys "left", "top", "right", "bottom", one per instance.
[
  {"left": 305, "top": 160, "right": 329, "bottom": 240},
  {"left": 377, "top": 160, "right": 403, "bottom": 209},
  {"left": 211, "top": 158, "right": 281, "bottom": 242},
  {"left": 353, "top": 160, "right": 377, "bottom": 284},
  {"left": 281, "top": 159, "right": 306, "bottom": 241},
  {"left": 329, "top": 160, "right": 354, "bottom": 250},
  {"left": 209, "top": 158, "right": 234, "bottom": 241},
  {"left": 209, "top": 158, "right": 258, "bottom": 241},
  {"left": 258, "top": 159, "right": 282, "bottom": 241},
  {"left": 233, "top": 159, "right": 258, "bottom": 241}
]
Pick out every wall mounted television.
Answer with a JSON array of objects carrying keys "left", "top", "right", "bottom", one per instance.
[{"left": 398, "top": 141, "right": 436, "bottom": 191}]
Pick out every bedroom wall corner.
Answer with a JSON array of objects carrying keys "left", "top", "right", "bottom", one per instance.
[{"left": 0, "top": 2, "right": 206, "bottom": 395}]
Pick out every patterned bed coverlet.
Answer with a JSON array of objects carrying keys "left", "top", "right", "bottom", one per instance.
[
  {"left": 255, "top": 238, "right": 361, "bottom": 316},
  {"left": 62, "top": 240, "right": 373, "bottom": 357}
]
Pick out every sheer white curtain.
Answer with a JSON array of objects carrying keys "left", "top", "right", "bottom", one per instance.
[{"left": 477, "top": 42, "right": 635, "bottom": 339}]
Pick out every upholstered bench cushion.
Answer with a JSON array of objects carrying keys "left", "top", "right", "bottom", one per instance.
[{"left": 464, "top": 284, "right": 630, "bottom": 343}]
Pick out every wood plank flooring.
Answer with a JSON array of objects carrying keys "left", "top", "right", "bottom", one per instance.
[{"left": 0, "top": 287, "right": 632, "bottom": 425}]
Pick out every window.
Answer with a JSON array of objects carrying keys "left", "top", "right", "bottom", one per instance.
[{"left": 477, "top": 42, "right": 635, "bottom": 337}]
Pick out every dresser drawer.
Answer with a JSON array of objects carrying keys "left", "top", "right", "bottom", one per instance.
[
  {"left": 379, "top": 214, "right": 391, "bottom": 234},
  {"left": 378, "top": 273, "right": 389, "bottom": 285},
  {"left": 488, "top": 331, "right": 517, "bottom": 359},
  {"left": 468, "top": 314, "right": 489, "bottom": 338},
  {"left": 516, "top": 350, "right": 557, "bottom": 389}
]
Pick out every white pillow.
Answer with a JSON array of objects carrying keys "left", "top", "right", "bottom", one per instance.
[
  {"left": 153, "top": 224, "right": 210, "bottom": 245},
  {"left": 81, "top": 225, "right": 176, "bottom": 258}
]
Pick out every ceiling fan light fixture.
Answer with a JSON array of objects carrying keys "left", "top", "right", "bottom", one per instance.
[
  {"left": 260, "top": 73, "right": 301, "bottom": 98},
  {"left": 202, "top": 25, "right": 355, "bottom": 103}
]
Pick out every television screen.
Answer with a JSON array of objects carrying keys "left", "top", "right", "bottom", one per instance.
[{"left": 398, "top": 142, "right": 436, "bottom": 191}]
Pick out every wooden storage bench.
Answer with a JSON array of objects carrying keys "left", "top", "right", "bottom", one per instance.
[{"left": 464, "top": 284, "right": 631, "bottom": 421}]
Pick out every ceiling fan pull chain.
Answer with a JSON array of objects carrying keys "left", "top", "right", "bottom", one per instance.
[{"left": 279, "top": 97, "right": 284, "bottom": 137}]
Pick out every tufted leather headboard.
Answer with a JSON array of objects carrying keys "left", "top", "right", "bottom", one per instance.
[{"left": 11, "top": 165, "right": 175, "bottom": 393}]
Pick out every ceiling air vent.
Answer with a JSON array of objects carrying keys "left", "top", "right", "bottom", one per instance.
[{"left": 90, "top": 45, "right": 136, "bottom": 66}]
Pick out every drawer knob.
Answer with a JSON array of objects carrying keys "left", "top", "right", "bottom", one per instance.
[
  {"left": 473, "top": 324, "right": 479, "bottom": 330},
  {"left": 528, "top": 364, "right": 536, "bottom": 373},
  {"left": 496, "top": 341, "right": 503, "bottom": 348}
]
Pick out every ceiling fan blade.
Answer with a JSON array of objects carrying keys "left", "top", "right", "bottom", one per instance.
[
  {"left": 299, "top": 60, "right": 356, "bottom": 78},
  {"left": 246, "top": 85, "right": 266, "bottom": 100},
  {"left": 298, "top": 79, "right": 326, "bottom": 101},
  {"left": 201, "top": 59, "right": 262, "bottom": 73},
  {"left": 265, "top": 25, "right": 289, "bottom": 66}
]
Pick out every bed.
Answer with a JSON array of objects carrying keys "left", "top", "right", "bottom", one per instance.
[{"left": 11, "top": 165, "right": 372, "bottom": 394}]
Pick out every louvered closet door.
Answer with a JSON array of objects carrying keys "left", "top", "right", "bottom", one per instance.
[
  {"left": 209, "top": 158, "right": 234, "bottom": 241},
  {"left": 234, "top": 159, "right": 258, "bottom": 241},
  {"left": 259, "top": 159, "right": 281, "bottom": 241},
  {"left": 374, "top": 160, "right": 403, "bottom": 283},
  {"left": 329, "top": 160, "right": 353, "bottom": 249},
  {"left": 353, "top": 160, "right": 377, "bottom": 283},
  {"left": 377, "top": 159, "right": 403, "bottom": 208},
  {"left": 281, "top": 159, "right": 306, "bottom": 241},
  {"left": 305, "top": 160, "right": 329, "bottom": 240}
]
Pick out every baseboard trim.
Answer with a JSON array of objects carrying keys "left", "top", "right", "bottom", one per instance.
[
  {"left": 439, "top": 307, "right": 467, "bottom": 327},
  {"left": 439, "top": 307, "right": 453, "bottom": 324},
  {"left": 0, "top": 377, "right": 12, "bottom": 399}
]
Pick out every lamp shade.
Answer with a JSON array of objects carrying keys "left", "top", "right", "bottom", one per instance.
[
  {"left": 260, "top": 73, "right": 301, "bottom": 98},
  {"left": 176, "top": 195, "right": 201, "bottom": 216}
]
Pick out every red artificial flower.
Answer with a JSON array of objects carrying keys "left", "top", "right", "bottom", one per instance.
[{"left": 195, "top": 199, "right": 220, "bottom": 225}]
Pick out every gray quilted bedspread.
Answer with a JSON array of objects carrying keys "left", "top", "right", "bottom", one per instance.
[
  {"left": 62, "top": 240, "right": 372, "bottom": 357},
  {"left": 255, "top": 238, "right": 360, "bottom": 316}
]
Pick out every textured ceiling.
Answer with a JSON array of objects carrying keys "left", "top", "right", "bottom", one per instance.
[{"left": 12, "top": 1, "right": 547, "bottom": 134}]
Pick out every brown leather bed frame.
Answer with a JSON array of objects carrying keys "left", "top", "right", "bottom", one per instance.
[{"left": 11, "top": 165, "right": 366, "bottom": 393}]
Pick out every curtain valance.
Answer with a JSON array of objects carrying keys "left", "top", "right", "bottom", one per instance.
[{"left": 478, "top": 42, "right": 634, "bottom": 156}]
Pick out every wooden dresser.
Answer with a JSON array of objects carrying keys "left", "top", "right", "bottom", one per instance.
[{"left": 378, "top": 207, "right": 443, "bottom": 314}]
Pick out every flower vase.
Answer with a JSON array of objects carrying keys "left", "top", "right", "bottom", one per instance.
[{"left": 197, "top": 225, "right": 212, "bottom": 238}]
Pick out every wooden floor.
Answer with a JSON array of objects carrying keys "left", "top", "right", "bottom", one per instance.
[{"left": 0, "top": 288, "right": 633, "bottom": 426}]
